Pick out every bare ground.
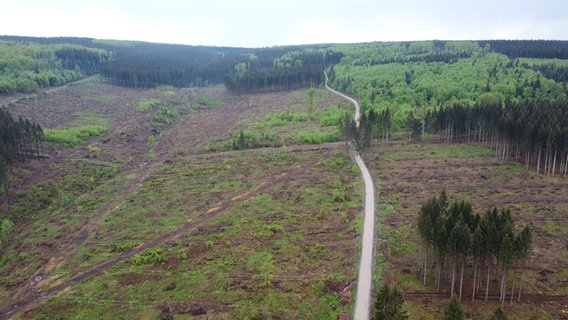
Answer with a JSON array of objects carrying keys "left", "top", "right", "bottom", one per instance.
[
  {"left": 0, "top": 80, "right": 356, "bottom": 319},
  {"left": 367, "top": 136, "right": 568, "bottom": 319}
]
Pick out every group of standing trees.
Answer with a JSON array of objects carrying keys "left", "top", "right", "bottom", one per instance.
[
  {"left": 425, "top": 94, "right": 568, "bottom": 177},
  {"left": 0, "top": 109, "right": 44, "bottom": 201},
  {"left": 338, "top": 108, "right": 393, "bottom": 153},
  {"left": 417, "top": 191, "right": 532, "bottom": 306},
  {"left": 223, "top": 49, "right": 342, "bottom": 94}
]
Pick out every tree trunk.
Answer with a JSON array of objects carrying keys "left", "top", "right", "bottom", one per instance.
[
  {"left": 501, "top": 270, "right": 507, "bottom": 308},
  {"left": 436, "top": 260, "right": 441, "bottom": 291},
  {"left": 3, "top": 183, "right": 9, "bottom": 210},
  {"left": 564, "top": 152, "right": 568, "bottom": 178},
  {"left": 525, "top": 147, "right": 531, "bottom": 169},
  {"left": 518, "top": 270, "right": 524, "bottom": 302},
  {"left": 472, "top": 263, "right": 477, "bottom": 301},
  {"left": 537, "top": 146, "right": 542, "bottom": 174},
  {"left": 451, "top": 258, "right": 456, "bottom": 296},
  {"left": 552, "top": 148, "right": 557, "bottom": 177},
  {"left": 459, "top": 260, "right": 465, "bottom": 300},
  {"left": 544, "top": 149, "right": 549, "bottom": 176},
  {"left": 485, "top": 263, "right": 491, "bottom": 301},
  {"left": 510, "top": 276, "right": 515, "bottom": 304},
  {"left": 423, "top": 247, "right": 427, "bottom": 286}
]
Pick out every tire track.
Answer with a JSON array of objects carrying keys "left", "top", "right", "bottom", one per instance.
[{"left": 0, "top": 155, "right": 324, "bottom": 320}]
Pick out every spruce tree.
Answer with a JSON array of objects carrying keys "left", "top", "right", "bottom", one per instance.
[
  {"left": 443, "top": 295, "right": 465, "bottom": 320},
  {"left": 373, "top": 283, "right": 408, "bottom": 320},
  {"left": 490, "top": 307, "right": 508, "bottom": 320}
]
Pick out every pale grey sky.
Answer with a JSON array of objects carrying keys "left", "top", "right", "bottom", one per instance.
[{"left": 2, "top": 0, "right": 567, "bottom": 47}]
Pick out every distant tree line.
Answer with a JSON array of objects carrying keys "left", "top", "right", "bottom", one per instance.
[
  {"left": 486, "top": 40, "right": 568, "bottom": 59},
  {"left": 1, "top": 36, "right": 346, "bottom": 92},
  {"left": 523, "top": 62, "right": 568, "bottom": 83},
  {"left": 0, "top": 109, "right": 44, "bottom": 200},
  {"left": 417, "top": 191, "right": 532, "bottom": 306},
  {"left": 223, "top": 49, "right": 342, "bottom": 94},
  {"left": 424, "top": 94, "right": 568, "bottom": 177},
  {"left": 99, "top": 43, "right": 249, "bottom": 88}
]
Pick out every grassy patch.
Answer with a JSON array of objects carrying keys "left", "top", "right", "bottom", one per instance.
[
  {"left": 44, "top": 112, "right": 110, "bottom": 146},
  {"left": 298, "top": 129, "right": 340, "bottom": 144},
  {"left": 136, "top": 99, "right": 160, "bottom": 112}
]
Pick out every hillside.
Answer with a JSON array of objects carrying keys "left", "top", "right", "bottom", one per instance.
[{"left": 0, "top": 37, "right": 567, "bottom": 319}]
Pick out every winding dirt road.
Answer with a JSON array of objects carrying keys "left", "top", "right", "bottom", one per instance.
[{"left": 325, "top": 72, "right": 376, "bottom": 320}]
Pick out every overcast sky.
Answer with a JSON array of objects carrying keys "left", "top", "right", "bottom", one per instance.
[{"left": 2, "top": 0, "right": 567, "bottom": 48}]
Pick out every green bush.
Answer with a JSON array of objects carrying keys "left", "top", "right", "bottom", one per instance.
[
  {"left": 319, "top": 105, "right": 343, "bottom": 126},
  {"left": 151, "top": 105, "right": 180, "bottom": 125},
  {"left": 45, "top": 125, "right": 107, "bottom": 147},
  {"left": 0, "top": 218, "right": 15, "bottom": 237},
  {"left": 297, "top": 130, "right": 340, "bottom": 144},
  {"left": 130, "top": 247, "right": 166, "bottom": 265},
  {"left": 110, "top": 241, "right": 138, "bottom": 253},
  {"left": 262, "top": 111, "right": 310, "bottom": 127},
  {"left": 136, "top": 99, "right": 160, "bottom": 112}
]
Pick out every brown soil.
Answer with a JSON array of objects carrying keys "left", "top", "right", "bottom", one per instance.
[
  {"left": 369, "top": 136, "right": 568, "bottom": 319},
  {"left": 0, "top": 80, "right": 349, "bottom": 319}
]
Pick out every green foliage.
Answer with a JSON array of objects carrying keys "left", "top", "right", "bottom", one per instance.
[
  {"left": 0, "top": 218, "right": 14, "bottom": 237},
  {"left": 253, "top": 223, "right": 284, "bottom": 239},
  {"left": 490, "top": 307, "right": 509, "bottom": 320},
  {"left": 136, "top": 99, "right": 160, "bottom": 112},
  {"left": 0, "top": 39, "right": 110, "bottom": 94},
  {"left": 443, "top": 295, "right": 465, "bottom": 320},
  {"left": 196, "top": 95, "right": 220, "bottom": 108},
  {"left": 110, "top": 241, "right": 138, "bottom": 253},
  {"left": 329, "top": 42, "right": 566, "bottom": 136},
  {"left": 43, "top": 112, "right": 110, "bottom": 147},
  {"left": 130, "top": 247, "right": 165, "bottom": 265},
  {"left": 247, "top": 250, "right": 275, "bottom": 287},
  {"left": 87, "top": 144, "right": 101, "bottom": 154},
  {"left": 151, "top": 105, "right": 179, "bottom": 125},
  {"left": 306, "top": 88, "right": 316, "bottom": 116},
  {"left": 319, "top": 105, "right": 344, "bottom": 126},
  {"left": 156, "top": 85, "right": 175, "bottom": 97},
  {"left": 417, "top": 190, "right": 533, "bottom": 302},
  {"left": 297, "top": 130, "right": 340, "bottom": 144},
  {"left": 373, "top": 283, "right": 408, "bottom": 320},
  {"left": 261, "top": 111, "right": 310, "bottom": 127},
  {"left": 45, "top": 125, "right": 107, "bottom": 147},
  {"left": 13, "top": 183, "right": 59, "bottom": 215},
  {"left": 147, "top": 135, "right": 156, "bottom": 149},
  {"left": 232, "top": 130, "right": 277, "bottom": 150}
]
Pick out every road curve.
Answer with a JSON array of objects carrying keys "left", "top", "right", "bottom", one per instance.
[{"left": 324, "top": 72, "right": 376, "bottom": 320}]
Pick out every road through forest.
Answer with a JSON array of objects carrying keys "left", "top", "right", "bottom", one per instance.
[{"left": 324, "top": 72, "right": 376, "bottom": 320}]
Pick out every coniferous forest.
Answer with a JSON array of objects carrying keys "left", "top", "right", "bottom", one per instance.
[{"left": 0, "top": 109, "right": 44, "bottom": 197}]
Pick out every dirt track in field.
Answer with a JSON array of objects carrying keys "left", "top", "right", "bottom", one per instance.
[
  {"left": 0, "top": 151, "right": 326, "bottom": 319},
  {"left": 0, "top": 80, "right": 350, "bottom": 319},
  {"left": 370, "top": 138, "right": 568, "bottom": 319}
]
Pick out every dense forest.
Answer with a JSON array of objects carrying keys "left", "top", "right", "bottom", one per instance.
[
  {"left": 2, "top": 37, "right": 568, "bottom": 176},
  {"left": 0, "top": 36, "right": 343, "bottom": 92},
  {"left": 327, "top": 40, "right": 568, "bottom": 175},
  {"left": 0, "top": 38, "right": 110, "bottom": 93}
]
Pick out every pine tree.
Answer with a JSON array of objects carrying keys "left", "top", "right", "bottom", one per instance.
[
  {"left": 490, "top": 307, "right": 508, "bottom": 320},
  {"left": 373, "top": 283, "right": 408, "bottom": 320},
  {"left": 443, "top": 295, "right": 465, "bottom": 320}
]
